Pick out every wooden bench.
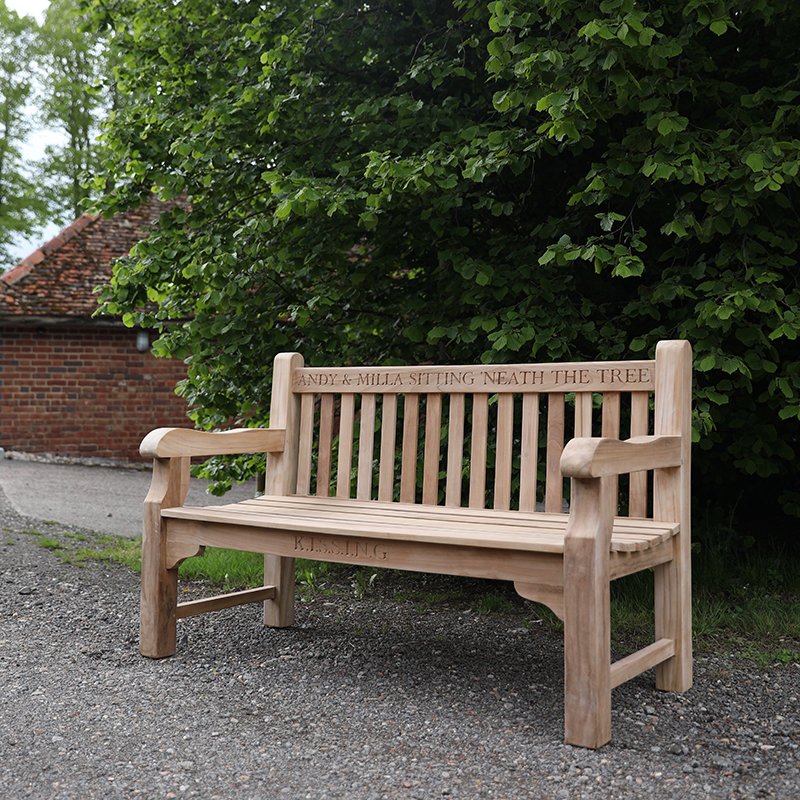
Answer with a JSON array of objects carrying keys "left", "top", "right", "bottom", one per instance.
[{"left": 139, "top": 340, "right": 692, "bottom": 748}]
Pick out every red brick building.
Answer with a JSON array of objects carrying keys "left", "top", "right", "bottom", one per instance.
[{"left": 0, "top": 199, "right": 191, "bottom": 462}]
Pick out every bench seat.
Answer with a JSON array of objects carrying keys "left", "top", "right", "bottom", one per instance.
[{"left": 163, "top": 495, "right": 678, "bottom": 554}]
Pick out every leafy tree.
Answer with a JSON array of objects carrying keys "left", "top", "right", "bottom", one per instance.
[
  {"left": 88, "top": 0, "right": 800, "bottom": 542},
  {"left": 35, "top": 0, "right": 111, "bottom": 223},
  {"left": 0, "top": 1, "right": 47, "bottom": 267}
]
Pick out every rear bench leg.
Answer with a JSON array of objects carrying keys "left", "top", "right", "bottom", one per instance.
[
  {"left": 653, "top": 339, "right": 692, "bottom": 693},
  {"left": 263, "top": 555, "right": 295, "bottom": 627},
  {"left": 654, "top": 528, "right": 692, "bottom": 692}
]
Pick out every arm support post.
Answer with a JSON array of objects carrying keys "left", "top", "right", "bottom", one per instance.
[
  {"left": 563, "top": 474, "right": 616, "bottom": 748},
  {"left": 140, "top": 455, "right": 190, "bottom": 658}
]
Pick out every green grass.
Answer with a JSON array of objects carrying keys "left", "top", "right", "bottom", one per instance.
[
  {"left": 178, "top": 547, "right": 264, "bottom": 591},
  {"left": 477, "top": 593, "right": 515, "bottom": 615},
  {"left": 70, "top": 537, "right": 142, "bottom": 572},
  {"left": 38, "top": 538, "right": 64, "bottom": 550}
]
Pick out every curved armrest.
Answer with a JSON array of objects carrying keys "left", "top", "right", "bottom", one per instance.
[
  {"left": 560, "top": 435, "right": 681, "bottom": 479},
  {"left": 140, "top": 427, "right": 286, "bottom": 458}
]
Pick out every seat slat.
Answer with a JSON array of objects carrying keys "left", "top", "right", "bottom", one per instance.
[{"left": 233, "top": 494, "right": 676, "bottom": 536}]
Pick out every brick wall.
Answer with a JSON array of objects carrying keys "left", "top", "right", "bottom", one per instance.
[{"left": 0, "top": 324, "right": 191, "bottom": 462}]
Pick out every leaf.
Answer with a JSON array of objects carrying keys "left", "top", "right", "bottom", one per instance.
[
  {"left": 746, "top": 152, "right": 764, "bottom": 172},
  {"left": 275, "top": 200, "right": 293, "bottom": 220},
  {"left": 699, "top": 356, "right": 717, "bottom": 371}
]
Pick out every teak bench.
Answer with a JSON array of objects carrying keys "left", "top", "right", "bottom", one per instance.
[{"left": 139, "top": 340, "right": 692, "bottom": 748}]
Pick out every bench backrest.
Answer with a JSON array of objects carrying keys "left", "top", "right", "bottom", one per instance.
[{"left": 267, "top": 341, "right": 691, "bottom": 520}]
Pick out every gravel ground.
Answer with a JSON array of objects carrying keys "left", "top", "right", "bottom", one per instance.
[{"left": 1, "top": 487, "right": 799, "bottom": 800}]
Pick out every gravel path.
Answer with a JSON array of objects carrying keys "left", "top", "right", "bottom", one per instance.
[{"left": 1, "top": 487, "right": 798, "bottom": 799}]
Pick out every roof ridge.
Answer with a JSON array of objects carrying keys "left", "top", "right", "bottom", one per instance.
[{"left": 1, "top": 213, "right": 99, "bottom": 287}]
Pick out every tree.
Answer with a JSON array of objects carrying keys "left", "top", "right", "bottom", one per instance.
[
  {"left": 0, "top": 1, "right": 47, "bottom": 266},
  {"left": 87, "top": 0, "right": 800, "bottom": 543},
  {"left": 35, "top": 0, "right": 111, "bottom": 223}
]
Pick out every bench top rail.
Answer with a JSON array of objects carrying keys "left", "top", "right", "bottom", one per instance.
[{"left": 292, "top": 361, "right": 656, "bottom": 394}]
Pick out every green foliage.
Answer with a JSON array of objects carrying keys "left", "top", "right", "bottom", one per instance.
[
  {"left": 0, "top": 0, "right": 113, "bottom": 269},
  {"left": 88, "top": 0, "right": 800, "bottom": 539},
  {"left": 0, "top": 2, "right": 48, "bottom": 264},
  {"left": 34, "top": 0, "right": 112, "bottom": 222}
]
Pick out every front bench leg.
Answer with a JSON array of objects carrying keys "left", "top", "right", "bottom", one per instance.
[
  {"left": 140, "top": 457, "right": 189, "bottom": 658},
  {"left": 563, "top": 475, "right": 615, "bottom": 749}
]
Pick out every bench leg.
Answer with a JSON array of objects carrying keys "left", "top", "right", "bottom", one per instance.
[
  {"left": 263, "top": 555, "right": 295, "bottom": 627},
  {"left": 654, "top": 542, "right": 692, "bottom": 692},
  {"left": 563, "top": 476, "right": 613, "bottom": 749},
  {"left": 140, "top": 457, "right": 187, "bottom": 659},
  {"left": 140, "top": 495, "right": 178, "bottom": 658},
  {"left": 653, "top": 340, "right": 692, "bottom": 693}
]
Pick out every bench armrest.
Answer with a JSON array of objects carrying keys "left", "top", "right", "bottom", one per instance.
[
  {"left": 140, "top": 427, "right": 286, "bottom": 458},
  {"left": 560, "top": 435, "right": 682, "bottom": 479}
]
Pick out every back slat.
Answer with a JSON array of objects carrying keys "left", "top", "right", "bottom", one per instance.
[
  {"left": 400, "top": 394, "right": 420, "bottom": 503},
  {"left": 601, "top": 392, "right": 621, "bottom": 438},
  {"left": 468, "top": 393, "right": 489, "bottom": 509},
  {"left": 494, "top": 393, "right": 514, "bottom": 511},
  {"left": 357, "top": 394, "right": 376, "bottom": 500},
  {"left": 519, "top": 393, "right": 539, "bottom": 512},
  {"left": 378, "top": 394, "right": 398, "bottom": 501},
  {"left": 336, "top": 394, "right": 355, "bottom": 498},
  {"left": 296, "top": 392, "right": 315, "bottom": 496},
  {"left": 575, "top": 391, "right": 593, "bottom": 438},
  {"left": 545, "top": 393, "right": 565, "bottom": 512},
  {"left": 629, "top": 391, "right": 650, "bottom": 517},
  {"left": 423, "top": 394, "right": 442, "bottom": 505},
  {"left": 445, "top": 393, "right": 465, "bottom": 507},
  {"left": 316, "top": 394, "right": 335, "bottom": 497}
]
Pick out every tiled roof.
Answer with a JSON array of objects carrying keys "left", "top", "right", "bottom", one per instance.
[{"left": 0, "top": 197, "right": 181, "bottom": 321}]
